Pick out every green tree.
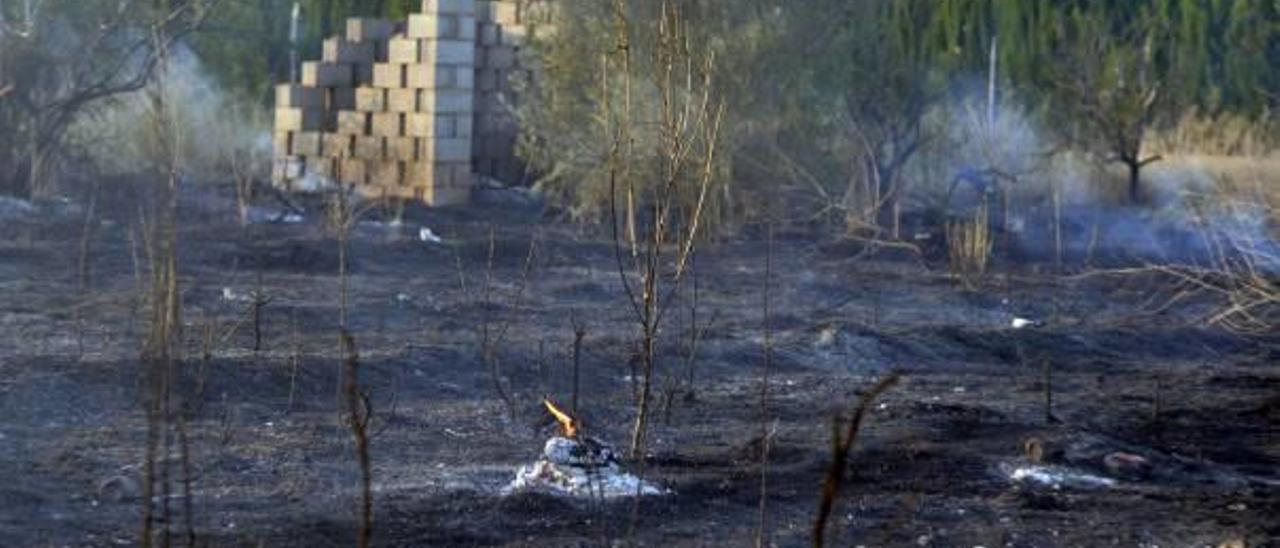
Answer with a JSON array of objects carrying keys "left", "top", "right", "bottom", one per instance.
[
  {"left": 1046, "top": 5, "right": 1170, "bottom": 203},
  {"left": 192, "top": 0, "right": 419, "bottom": 103},
  {"left": 773, "top": 0, "right": 941, "bottom": 233}
]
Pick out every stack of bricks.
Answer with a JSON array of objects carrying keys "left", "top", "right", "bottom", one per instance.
[
  {"left": 472, "top": 0, "right": 555, "bottom": 184},
  {"left": 273, "top": 0, "right": 477, "bottom": 206}
]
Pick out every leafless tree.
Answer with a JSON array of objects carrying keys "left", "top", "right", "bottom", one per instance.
[
  {"left": 604, "top": 0, "right": 725, "bottom": 460},
  {"left": 218, "top": 105, "right": 269, "bottom": 226},
  {"left": 324, "top": 184, "right": 381, "bottom": 398},
  {"left": 341, "top": 330, "right": 374, "bottom": 548},
  {"left": 776, "top": 0, "right": 935, "bottom": 239},
  {"left": 135, "top": 4, "right": 216, "bottom": 544},
  {"left": 0, "top": 0, "right": 214, "bottom": 197}
]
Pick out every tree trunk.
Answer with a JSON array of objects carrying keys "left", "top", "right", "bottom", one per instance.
[
  {"left": 873, "top": 163, "right": 899, "bottom": 232},
  {"left": 1126, "top": 159, "right": 1141, "bottom": 204},
  {"left": 26, "top": 130, "right": 42, "bottom": 198}
]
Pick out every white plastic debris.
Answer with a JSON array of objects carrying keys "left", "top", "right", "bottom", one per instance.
[
  {"left": 504, "top": 436, "right": 666, "bottom": 498},
  {"left": 221, "top": 287, "right": 254, "bottom": 303},
  {"left": 1007, "top": 464, "right": 1116, "bottom": 490},
  {"left": 1010, "top": 317, "right": 1041, "bottom": 329},
  {"left": 419, "top": 227, "right": 443, "bottom": 243}
]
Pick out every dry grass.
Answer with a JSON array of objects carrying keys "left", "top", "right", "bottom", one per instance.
[
  {"left": 946, "top": 200, "right": 992, "bottom": 282},
  {"left": 1154, "top": 154, "right": 1280, "bottom": 226},
  {"left": 1149, "top": 110, "right": 1279, "bottom": 158}
]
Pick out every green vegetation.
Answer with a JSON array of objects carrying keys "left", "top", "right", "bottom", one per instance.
[
  {"left": 517, "top": 0, "right": 1278, "bottom": 225},
  {"left": 191, "top": 0, "right": 430, "bottom": 102},
  {"left": 2, "top": 0, "right": 1276, "bottom": 220}
]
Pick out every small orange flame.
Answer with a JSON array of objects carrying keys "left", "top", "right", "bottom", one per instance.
[{"left": 542, "top": 398, "right": 578, "bottom": 438}]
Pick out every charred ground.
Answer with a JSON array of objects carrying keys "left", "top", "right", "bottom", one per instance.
[{"left": 0, "top": 185, "right": 1277, "bottom": 547}]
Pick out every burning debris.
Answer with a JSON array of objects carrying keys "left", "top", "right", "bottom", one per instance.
[{"left": 504, "top": 399, "right": 666, "bottom": 498}]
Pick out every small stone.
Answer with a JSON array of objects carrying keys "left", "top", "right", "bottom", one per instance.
[
  {"left": 1102, "top": 451, "right": 1151, "bottom": 479},
  {"left": 97, "top": 475, "right": 139, "bottom": 503},
  {"left": 1023, "top": 438, "right": 1045, "bottom": 463}
]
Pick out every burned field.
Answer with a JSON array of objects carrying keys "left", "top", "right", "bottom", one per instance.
[{"left": 0, "top": 187, "right": 1274, "bottom": 547}]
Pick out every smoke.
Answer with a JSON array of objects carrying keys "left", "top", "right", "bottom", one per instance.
[
  {"left": 1043, "top": 158, "right": 1279, "bottom": 271},
  {"left": 71, "top": 43, "right": 270, "bottom": 182},
  {"left": 908, "top": 90, "right": 1279, "bottom": 272}
]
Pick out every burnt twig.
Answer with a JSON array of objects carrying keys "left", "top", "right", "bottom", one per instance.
[{"left": 813, "top": 372, "right": 902, "bottom": 548}]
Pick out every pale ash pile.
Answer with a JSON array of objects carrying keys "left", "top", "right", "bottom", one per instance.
[{"left": 504, "top": 436, "right": 666, "bottom": 498}]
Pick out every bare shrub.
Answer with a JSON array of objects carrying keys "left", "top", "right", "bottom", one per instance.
[
  {"left": 478, "top": 225, "right": 539, "bottom": 419},
  {"left": 324, "top": 185, "right": 380, "bottom": 330},
  {"left": 1161, "top": 183, "right": 1279, "bottom": 335},
  {"left": 812, "top": 372, "right": 901, "bottom": 548},
  {"left": 599, "top": 0, "right": 726, "bottom": 460},
  {"left": 340, "top": 330, "right": 373, "bottom": 548},
  {"left": 137, "top": 20, "right": 207, "bottom": 546},
  {"left": 515, "top": 0, "right": 730, "bottom": 227},
  {"left": 0, "top": 1, "right": 212, "bottom": 197},
  {"left": 215, "top": 100, "right": 270, "bottom": 226}
]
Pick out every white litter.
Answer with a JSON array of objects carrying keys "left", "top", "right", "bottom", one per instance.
[
  {"left": 221, "top": 287, "right": 254, "bottom": 303},
  {"left": 1007, "top": 464, "right": 1116, "bottom": 489},
  {"left": 1010, "top": 317, "right": 1041, "bottom": 329},
  {"left": 419, "top": 228, "right": 443, "bottom": 243}
]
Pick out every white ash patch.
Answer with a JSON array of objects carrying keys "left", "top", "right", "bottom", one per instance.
[{"left": 504, "top": 437, "right": 667, "bottom": 498}]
